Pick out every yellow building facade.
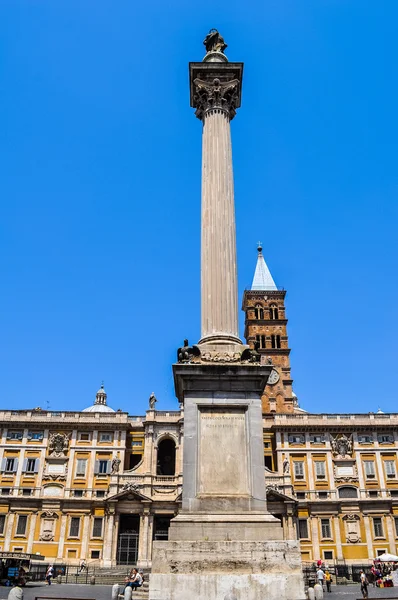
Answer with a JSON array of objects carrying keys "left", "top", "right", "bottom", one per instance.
[
  {"left": 1, "top": 252, "right": 396, "bottom": 569},
  {"left": 1, "top": 399, "right": 397, "bottom": 568}
]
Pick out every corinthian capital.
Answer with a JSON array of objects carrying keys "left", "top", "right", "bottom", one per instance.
[{"left": 192, "top": 77, "right": 240, "bottom": 120}]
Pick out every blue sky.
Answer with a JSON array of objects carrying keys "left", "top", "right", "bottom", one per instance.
[{"left": 1, "top": 1, "right": 397, "bottom": 415}]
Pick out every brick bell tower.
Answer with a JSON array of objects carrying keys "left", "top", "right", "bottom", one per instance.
[{"left": 243, "top": 243, "right": 295, "bottom": 413}]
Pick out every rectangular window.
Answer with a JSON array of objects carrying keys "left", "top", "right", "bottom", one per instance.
[
  {"left": 73, "top": 490, "right": 83, "bottom": 497},
  {"left": 78, "top": 433, "right": 91, "bottom": 442},
  {"left": 76, "top": 459, "right": 87, "bottom": 477},
  {"left": 364, "top": 460, "right": 376, "bottom": 478},
  {"left": 385, "top": 461, "right": 396, "bottom": 478},
  {"left": 92, "top": 517, "right": 103, "bottom": 538},
  {"left": 0, "top": 515, "right": 5, "bottom": 534},
  {"left": 289, "top": 435, "right": 304, "bottom": 445},
  {"left": 323, "top": 551, "right": 334, "bottom": 560},
  {"left": 22, "top": 488, "right": 31, "bottom": 496},
  {"left": 5, "top": 458, "right": 16, "bottom": 473},
  {"left": 69, "top": 517, "right": 80, "bottom": 537},
  {"left": 294, "top": 461, "right": 304, "bottom": 479},
  {"left": 358, "top": 435, "right": 373, "bottom": 443},
  {"left": 373, "top": 517, "right": 384, "bottom": 538},
  {"left": 96, "top": 460, "right": 109, "bottom": 474},
  {"left": 91, "top": 550, "right": 100, "bottom": 559},
  {"left": 395, "top": 517, "right": 398, "bottom": 537},
  {"left": 25, "top": 458, "right": 37, "bottom": 473},
  {"left": 315, "top": 461, "right": 326, "bottom": 479},
  {"left": 96, "top": 490, "right": 105, "bottom": 498},
  {"left": 310, "top": 435, "right": 325, "bottom": 444},
  {"left": 1, "top": 488, "right": 10, "bottom": 496},
  {"left": 27, "top": 431, "right": 44, "bottom": 441},
  {"left": 16, "top": 515, "right": 27, "bottom": 536},
  {"left": 321, "top": 519, "right": 331, "bottom": 539},
  {"left": 298, "top": 519, "right": 308, "bottom": 539},
  {"left": 7, "top": 431, "right": 23, "bottom": 441},
  {"left": 296, "top": 492, "right": 306, "bottom": 500},
  {"left": 378, "top": 435, "right": 393, "bottom": 444},
  {"left": 99, "top": 433, "right": 113, "bottom": 443}
]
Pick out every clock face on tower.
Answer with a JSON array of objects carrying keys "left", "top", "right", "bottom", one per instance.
[{"left": 267, "top": 369, "right": 280, "bottom": 386}]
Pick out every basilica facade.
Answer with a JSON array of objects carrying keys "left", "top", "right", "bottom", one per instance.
[{"left": 1, "top": 249, "right": 397, "bottom": 569}]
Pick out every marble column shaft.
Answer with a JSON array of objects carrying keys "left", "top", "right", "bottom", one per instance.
[{"left": 200, "top": 109, "right": 239, "bottom": 343}]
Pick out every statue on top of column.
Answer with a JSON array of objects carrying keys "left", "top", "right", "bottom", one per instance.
[{"left": 203, "top": 29, "right": 227, "bottom": 55}]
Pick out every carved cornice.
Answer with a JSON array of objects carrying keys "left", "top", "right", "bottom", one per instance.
[{"left": 192, "top": 77, "right": 240, "bottom": 120}]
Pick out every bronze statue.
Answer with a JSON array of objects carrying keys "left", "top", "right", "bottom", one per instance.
[
  {"left": 241, "top": 339, "right": 261, "bottom": 363},
  {"left": 177, "top": 339, "right": 201, "bottom": 363},
  {"left": 203, "top": 29, "right": 227, "bottom": 54}
]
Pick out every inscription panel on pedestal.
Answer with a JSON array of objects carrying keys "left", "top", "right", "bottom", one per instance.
[{"left": 198, "top": 407, "right": 249, "bottom": 496}]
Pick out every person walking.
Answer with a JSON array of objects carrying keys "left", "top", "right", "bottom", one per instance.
[
  {"left": 45, "top": 565, "right": 54, "bottom": 586},
  {"left": 78, "top": 560, "right": 87, "bottom": 574},
  {"left": 316, "top": 567, "right": 325, "bottom": 590},
  {"left": 360, "top": 570, "right": 369, "bottom": 599},
  {"left": 325, "top": 570, "right": 332, "bottom": 593}
]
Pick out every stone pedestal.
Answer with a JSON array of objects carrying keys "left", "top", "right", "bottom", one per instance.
[
  {"left": 150, "top": 540, "right": 305, "bottom": 600},
  {"left": 150, "top": 363, "right": 305, "bottom": 600}
]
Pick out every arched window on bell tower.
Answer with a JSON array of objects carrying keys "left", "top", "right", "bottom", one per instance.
[
  {"left": 270, "top": 304, "right": 279, "bottom": 320},
  {"left": 254, "top": 304, "right": 264, "bottom": 320},
  {"left": 256, "top": 334, "right": 266, "bottom": 349},
  {"left": 271, "top": 334, "right": 281, "bottom": 349}
]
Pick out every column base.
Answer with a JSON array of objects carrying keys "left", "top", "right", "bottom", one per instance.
[
  {"left": 198, "top": 334, "right": 244, "bottom": 349},
  {"left": 168, "top": 512, "right": 283, "bottom": 541},
  {"left": 150, "top": 539, "right": 305, "bottom": 600}
]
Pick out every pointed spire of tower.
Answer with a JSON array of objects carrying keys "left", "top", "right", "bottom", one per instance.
[{"left": 251, "top": 242, "right": 277, "bottom": 291}]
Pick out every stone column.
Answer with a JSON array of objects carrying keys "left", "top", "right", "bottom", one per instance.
[
  {"left": 201, "top": 109, "right": 239, "bottom": 344},
  {"left": 103, "top": 510, "right": 115, "bottom": 566},
  {"left": 111, "top": 514, "right": 120, "bottom": 565},
  {"left": 138, "top": 512, "right": 150, "bottom": 566},
  {"left": 190, "top": 61, "right": 243, "bottom": 348}
]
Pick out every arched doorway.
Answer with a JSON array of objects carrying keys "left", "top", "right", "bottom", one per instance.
[{"left": 157, "top": 439, "right": 176, "bottom": 476}]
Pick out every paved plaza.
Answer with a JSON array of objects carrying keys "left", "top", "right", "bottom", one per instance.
[
  {"left": 0, "top": 584, "right": 115, "bottom": 600},
  {"left": 0, "top": 583, "right": 397, "bottom": 600}
]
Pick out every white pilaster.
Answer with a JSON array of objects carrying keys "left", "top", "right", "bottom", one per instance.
[
  {"left": 311, "top": 517, "right": 320, "bottom": 561},
  {"left": 27, "top": 513, "right": 37, "bottom": 553},
  {"left": 4, "top": 513, "right": 15, "bottom": 551},
  {"left": 57, "top": 514, "right": 68, "bottom": 559},
  {"left": 333, "top": 516, "right": 343, "bottom": 559},
  {"left": 375, "top": 450, "right": 386, "bottom": 493},
  {"left": 386, "top": 516, "right": 396, "bottom": 553},
  {"left": 363, "top": 515, "right": 374, "bottom": 559},
  {"left": 81, "top": 515, "right": 90, "bottom": 559}
]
